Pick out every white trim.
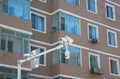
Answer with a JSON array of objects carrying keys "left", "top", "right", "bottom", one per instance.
[
  {"left": 39, "top": 0, "right": 46, "bottom": 3},
  {"left": 31, "top": 44, "right": 46, "bottom": 66},
  {"left": 106, "top": 0, "right": 120, "bottom": 7},
  {"left": 30, "top": 39, "right": 120, "bottom": 59},
  {"left": 105, "top": 3, "right": 116, "bottom": 21},
  {"left": 71, "top": 43, "right": 120, "bottom": 59},
  {"left": 86, "top": 0, "right": 97, "bottom": 14},
  {"left": 0, "top": 24, "right": 32, "bottom": 35},
  {"left": 30, "top": 7, "right": 51, "bottom": 15},
  {"left": 30, "top": 73, "right": 85, "bottom": 79},
  {"left": 57, "top": 9, "right": 120, "bottom": 32},
  {"left": 107, "top": 29, "right": 118, "bottom": 48},
  {"left": 31, "top": 7, "right": 120, "bottom": 33},
  {"left": 0, "top": 64, "right": 31, "bottom": 71},
  {"left": 30, "top": 73, "right": 52, "bottom": 79},
  {"left": 53, "top": 74, "right": 85, "bottom": 79},
  {"left": 109, "top": 57, "right": 120, "bottom": 76},
  {"left": 87, "top": 23, "right": 99, "bottom": 41},
  {"left": 89, "top": 53, "right": 101, "bottom": 69},
  {"left": 31, "top": 11, "right": 47, "bottom": 34}
]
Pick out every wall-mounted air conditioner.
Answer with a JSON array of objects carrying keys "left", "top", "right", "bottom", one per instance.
[{"left": 90, "top": 68, "right": 103, "bottom": 75}]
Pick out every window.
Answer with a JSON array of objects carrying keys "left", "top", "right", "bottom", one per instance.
[
  {"left": 31, "top": 45, "right": 46, "bottom": 66},
  {"left": 31, "top": 12, "right": 46, "bottom": 33},
  {"left": 109, "top": 58, "right": 120, "bottom": 75},
  {"left": 105, "top": 3, "right": 115, "bottom": 20},
  {"left": 52, "top": 12, "right": 80, "bottom": 36},
  {"left": 65, "top": 0, "right": 80, "bottom": 6},
  {"left": 2, "top": 0, "right": 30, "bottom": 20},
  {"left": 87, "top": 0, "right": 97, "bottom": 13},
  {"left": 88, "top": 24, "right": 98, "bottom": 40},
  {"left": 0, "top": 28, "right": 30, "bottom": 55},
  {"left": 107, "top": 30, "right": 117, "bottom": 47},
  {"left": 0, "top": 66, "right": 29, "bottom": 79},
  {"left": 39, "top": 0, "right": 46, "bottom": 3},
  {"left": 89, "top": 53, "right": 100, "bottom": 70},
  {"left": 53, "top": 46, "right": 82, "bottom": 67}
]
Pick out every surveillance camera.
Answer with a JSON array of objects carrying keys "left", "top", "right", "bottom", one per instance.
[
  {"left": 65, "top": 36, "right": 74, "bottom": 44},
  {"left": 65, "top": 47, "right": 70, "bottom": 59}
]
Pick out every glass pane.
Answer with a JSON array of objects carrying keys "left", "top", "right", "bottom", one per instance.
[
  {"left": 107, "top": 6, "right": 113, "bottom": 19},
  {"left": 53, "top": 46, "right": 81, "bottom": 67},
  {"left": 8, "top": 36, "right": 22, "bottom": 54},
  {"left": 88, "top": 0, "right": 96, "bottom": 12},
  {"left": 0, "top": 67, "right": 29, "bottom": 79},
  {"left": 90, "top": 55, "right": 99, "bottom": 69},
  {"left": 24, "top": 40, "right": 29, "bottom": 54},
  {"left": 1, "top": 34, "right": 6, "bottom": 51},
  {"left": 59, "top": 12, "right": 80, "bottom": 35},
  {"left": 108, "top": 32, "right": 115, "bottom": 46},
  {"left": 2, "top": 0, "right": 8, "bottom": 13},
  {"left": 31, "top": 46, "right": 45, "bottom": 65},
  {"left": 89, "top": 26, "right": 97, "bottom": 39},
  {"left": 53, "top": 50, "right": 60, "bottom": 65},
  {"left": 3, "top": 0, "right": 30, "bottom": 20},
  {"left": 52, "top": 13, "right": 59, "bottom": 32},
  {"left": 110, "top": 60, "right": 118, "bottom": 74}
]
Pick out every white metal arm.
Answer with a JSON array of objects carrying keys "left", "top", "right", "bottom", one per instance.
[{"left": 17, "top": 36, "right": 73, "bottom": 79}]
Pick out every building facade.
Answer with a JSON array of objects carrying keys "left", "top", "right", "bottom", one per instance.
[{"left": 0, "top": 0, "right": 120, "bottom": 79}]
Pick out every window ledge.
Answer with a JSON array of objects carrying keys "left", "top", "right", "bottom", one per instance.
[{"left": 32, "top": 29, "right": 46, "bottom": 34}]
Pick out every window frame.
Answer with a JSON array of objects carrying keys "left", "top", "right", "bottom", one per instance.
[
  {"left": 109, "top": 57, "right": 120, "bottom": 76},
  {"left": 31, "top": 11, "right": 47, "bottom": 34},
  {"left": 105, "top": 3, "right": 116, "bottom": 21},
  {"left": 87, "top": 23, "right": 99, "bottom": 41},
  {"left": 89, "top": 53, "right": 101, "bottom": 70},
  {"left": 86, "top": 0, "right": 97, "bottom": 14},
  {"left": 64, "top": 0, "right": 80, "bottom": 6},
  {"left": 31, "top": 44, "right": 46, "bottom": 66},
  {"left": 107, "top": 29, "right": 117, "bottom": 48}
]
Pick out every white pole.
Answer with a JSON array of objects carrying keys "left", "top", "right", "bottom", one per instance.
[
  {"left": 17, "top": 60, "right": 21, "bottom": 79},
  {"left": 17, "top": 36, "right": 73, "bottom": 79}
]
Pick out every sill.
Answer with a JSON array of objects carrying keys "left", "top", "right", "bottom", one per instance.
[
  {"left": 110, "top": 73, "right": 120, "bottom": 77},
  {"left": 106, "top": 17, "right": 115, "bottom": 21},
  {"left": 39, "top": 64, "right": 46, "bottom": 67},
  {"left": 87, "top": 9, "right": 97, "bottom": 14},
  {"left": 108, "top": 44, "right": 117, "bottom": 48},
  {"left": 32, "top": 29, "right": 46, "bottom": 34}
]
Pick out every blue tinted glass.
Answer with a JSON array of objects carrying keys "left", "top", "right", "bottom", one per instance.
[
  {"left": 3, "top": 0, "right": 30, "bottom": 20},
  {"left": 89, "top": 26, "right": 96, "bottom": 39},
  {"left": 65, "top": 0, "right": 79, "bottom": 6},
  {"left": 107, "top": 6, "right": 113, "bottom": 19},
  {"left": 60, "top": 12, "right": 80, "bottom": 35},
  {"left": 88, "top": 0, "right": 96, "bottom": 12},
  {"left": 108, "top": 32, "right": 115, "bottom": 46},
  {"left": 35, "top": 16, "right": 44, "bottom": 31}
]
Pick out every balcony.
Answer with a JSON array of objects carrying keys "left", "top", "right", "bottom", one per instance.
[{"left": 0, "top": 0, "right": 32, "bottom": 33}]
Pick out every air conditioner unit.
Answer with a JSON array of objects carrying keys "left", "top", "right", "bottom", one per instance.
[
  {"left": 90, "top": 39, "right": 98, "bottom": 44},
  {"left": 90, "top": 68, "right": 103, "bottom": 75},
  {"left": 52, "top": 27, "right": 57, "bottom": 33}
]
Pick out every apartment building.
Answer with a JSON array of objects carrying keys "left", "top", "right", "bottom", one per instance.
[{"left": 0, "top": 0, "right": 120, "bottom": 79}]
